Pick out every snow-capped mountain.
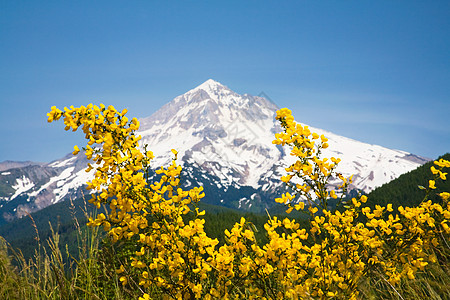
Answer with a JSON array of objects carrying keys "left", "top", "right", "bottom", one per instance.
[
  {"left": 139, "top": 79, "right": 428, "bottom": 193},
  {"left": 139, "top": 79, "right": 281, "bottom": 188},
  {"left": 0, "top": 79, "right": 429, "bottom": 221}
]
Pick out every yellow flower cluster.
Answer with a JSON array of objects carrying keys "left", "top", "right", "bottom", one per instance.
[
  {"left": 48, "top": 104, "right": 217, "bottom": 299},
  {"left": 49, "top": 105, "right": 450, "bottom": 299},
  {"left": 270, "top": 108, "right": 450, "bottom": 297},
  {"left": 273, "top": 108, "right": 349, "bottom": 215}
]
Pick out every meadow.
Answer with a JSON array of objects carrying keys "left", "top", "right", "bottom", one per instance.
[{"left": 0, "top": 105, "right": 448, "bottom": 299}]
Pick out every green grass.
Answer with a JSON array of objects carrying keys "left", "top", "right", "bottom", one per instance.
[{"left": 0, "top": 202, "right": 136, "bottom": 300}]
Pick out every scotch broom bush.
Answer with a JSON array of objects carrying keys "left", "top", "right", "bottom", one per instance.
[{"left": 43, "top": 104, "right": 450, "bottom": 299}]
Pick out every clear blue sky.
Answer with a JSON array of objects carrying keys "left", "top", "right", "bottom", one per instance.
[{"left": 1, "top": 1, "right": 449, "bottom": 162}]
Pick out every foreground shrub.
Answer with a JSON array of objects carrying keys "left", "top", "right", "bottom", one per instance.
[{"left": 45, "top": 104, "right": 450, "bottom": 299}]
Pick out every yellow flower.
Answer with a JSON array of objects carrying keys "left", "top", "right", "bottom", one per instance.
[
  {"left": 435, "top": 158, "right": 450, "bottom": 168},
  {"left": 387, "top": 204, "right": 393, "bottom": 212},
  {"left": 430, "top": 166, "right": 439, "bottom": 174},
  {"left": 119, "top": 276, "right": 127, "bottom": 285},
  {"left": 195, "top": 207, "right": 206, "bottom": 216},
  {"left": 192, "top": 283, "right": 202, "bottom": 294},
  {"left": 330, "top": 190, "right": 338, "bottom": 199},
  {"left": 352, "top": 197, "right": 361, "bottom": 207},
  {"left": 281, "top": 175, "right": 292, "bottom": 183},
  {"left": 146, "top": 150, "right": 154, "bottom": 159},
  {"left": 295, "top": 202, "right": 305, "bottom": 210},
  {"left": 360, "top": 195, "right": 368, "bottom": 203},
  {"left": 138, "top": 294, "right": 150, "bottom": 300},
  {"left": 135, "top": 246, "right": 145, "bottom": 256},
  {"left": 276, "top": 108, "right": 292, "bottom": 119},
  {"left": 429, "top": 180, "right": 436, "bottom": 189},
  {"left": 309, "top": 206, "right": 318, "bottom": 214},
  {"left": 439, "top": 192, "right": 450, "bottom": 201},
  {"left": 72, "top": 145, "right": 80, "bottom": 155},
  {"left": 116, "top": 265, "right": 125, "bottom": 274}
]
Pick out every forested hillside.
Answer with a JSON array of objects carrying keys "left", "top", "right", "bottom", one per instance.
[
  {"left": 367, "top": 153, "right": 450, "bottom": 208},
  {"left": 0, "top": 196, "right": 289, "bottom": 261}
]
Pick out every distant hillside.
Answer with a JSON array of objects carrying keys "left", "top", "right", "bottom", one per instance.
[
  {"left": 0, "top": 197, "right": 94, "bottom": 259},
  {"left": 367, "top": 153, "right": 450, "bottom": 209},
  {"left": 0, "top": 195, "right": 287, "bottom": 260},
  {"left": 0, "top": 160, "right": 43, "bottom": 172}
]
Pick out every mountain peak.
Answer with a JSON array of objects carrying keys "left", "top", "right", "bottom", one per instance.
[
  {"left": 194, "top": 79, "right": 226, "bottom": 90},
  {"left": 139, "top": 79, "right": 274, "bottom": 132},
  {"left": 187, "top": 79, "right": 233, "bottom": 98}
]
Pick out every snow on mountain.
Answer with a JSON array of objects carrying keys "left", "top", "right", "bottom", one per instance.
[
  {"left": 282, "top": 126, "right": 427, "bottom": 193},
  {"left": 139, "top": 79, "right": 281, "bottom": 188},
  {"left": 10, "top": 175, "right": 35, "bottom": 201},
  {"left": 139, "top": 78, "right": 428, "bottom": 194},
  {"left": 0, "top": 79, "right": 429, "bottom": 220},
  {"left": 0, "top": 155, "right": 92, "bottom": 220}
]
